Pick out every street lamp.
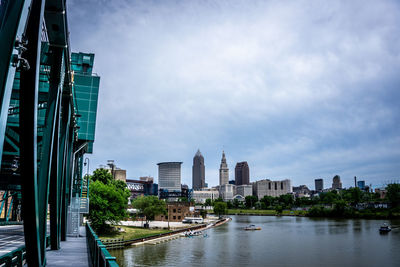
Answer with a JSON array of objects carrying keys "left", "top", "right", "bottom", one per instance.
[
  {"left": 84, "top": 158, "right": 90, "bottom": 177},
  {"left": 167, "top": 204, "right": 170, "bottom": 230}
]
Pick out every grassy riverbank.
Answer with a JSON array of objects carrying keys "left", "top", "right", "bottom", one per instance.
[{"left": 99, "top": 226, "right": 171, "bottom": 240}]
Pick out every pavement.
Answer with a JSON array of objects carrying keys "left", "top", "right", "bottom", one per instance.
[
  {"left": 46, "top": 227, "right": 89, "bottom": 267},
  {"left": 0, "top": 224, "right": 24, "bottom": 256}
]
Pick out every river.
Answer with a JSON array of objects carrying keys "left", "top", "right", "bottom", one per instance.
[{"left": 111, "top": 215, "right": 400, "bottom": 266}]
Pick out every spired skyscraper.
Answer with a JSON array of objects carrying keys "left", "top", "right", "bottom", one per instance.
[
  {"left": 192, "top": 149, "right": 205, "bottom": 190},
  {"left": 219, "top": 151, "right": 229, "bottom": 186}
]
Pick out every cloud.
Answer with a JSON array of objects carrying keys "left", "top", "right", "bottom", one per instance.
[{"left": 67, "top": 0, "right": 400, "bottom": 188}]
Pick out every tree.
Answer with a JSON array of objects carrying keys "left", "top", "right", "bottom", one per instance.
[
  {"left": 91, "top": 168, "right": 113, "bottom": 184},
  {"left": 319, "top": 191, "right": 339, "bottom": 204},
  {"left": 88, "top": 179, "right": 130, "bottom": 233},
  {"left": 279, "top": 194, "right": 294, "bottom": 207},
  {"left": 275, "top": 205, "right": 283, "bottom": 215},
  {"left": 178, "top": 197, "right": 188, "bottom": 202},
  {"left": 205, "top": 198, "right": 213, "bottom": 207},
  {"left": 342, "top": 188, "right": 361, "bottom": 205},
  {"left": 386, "top": 184, "right": 400, "bottom": 207},
  {"left": 232, "top": 198, "right": 240, "bottom": 209},
  {"left": 260, "top": 195, "right": 275, "bottom": 208},
  {"left": 332, "top": 200, "right": 347, "bottom": 216},
  {"left": 213, "top": 202, "right": 227, "bottom": 218},
  {"left": 132, "top": 196, "right": 166, "bottom": 226},
  {"left": 245, "top": 196, "right": 258, "bottom": 208}
]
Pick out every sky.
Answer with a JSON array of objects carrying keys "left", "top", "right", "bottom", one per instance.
[{"left": 67, "top": 0, "right": 400, "bottom": 190}]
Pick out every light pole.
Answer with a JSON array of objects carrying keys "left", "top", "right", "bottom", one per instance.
[
  {"left": 84, "top": 158, "right": 90, "bottom": 177},
  {"left": 167, "top": 204, "right": 170, "bottom": 230}
]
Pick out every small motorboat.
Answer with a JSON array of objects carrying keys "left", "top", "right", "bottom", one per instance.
[
  {"left": 379, "top": 223, "right": 391, "bottom": 233},
  {"left": 244, "top": 224, "right": 261, "bottom": 231}
]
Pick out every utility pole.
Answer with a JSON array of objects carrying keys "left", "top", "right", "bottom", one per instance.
[{"left": 167, "top": 204, "right": 170, "bottom": 230}]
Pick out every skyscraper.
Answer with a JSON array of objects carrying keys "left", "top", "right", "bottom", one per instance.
[
  {"left": 192, "top": 149, "right": 205, "bottom": 190},
  {"left": 219, "top": 151, "right": 229, "bottom": 186},
  {"left": 332, "top": 175, "right": 342, "bottom": 190},
  {"left": 157, "top": 162, "right": 182, "bottom": 192},
  {"left": 315, "top": 178, "right": 323, "bottom": 191},
  {"left": 235, "top": 161, "right": 250, "bottom": 185}
]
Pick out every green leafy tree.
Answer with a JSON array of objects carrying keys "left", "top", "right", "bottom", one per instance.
[
  {"left": 279, "top": 194, "right": 294, "bottom": 207},
  {"left": 342, "top": 188, "right": 362, "bottom": 205},
  {"left": 91, "top": 168, "right": 113, "bottom": 184},
  {"left": 214, "top": 197, "right": 224, "bottom": 203},
  {"left": 88, "top": 179, "right": 130, "bottom": 233},
  {"left": 260, "top": 195, "right": 275, "bottom": 208},
  {"left": 245, "top": 195, "right": 258, "bottom": 208},
  {"left": 132, "top": 196, "right": 166, "bottom": 225},
  {"left": 386, "top": 184, "right": 400, "bottom": 207},
  {"left": 232, "top": 198, "right": 240, "bottom": 209},
  {"left": 332, "top": 200, "right": 347, "bottom": 216},
  {"left": 205, "top": 198, "right": 213, "bottom": 207},
  {"left": 178, "top": 197, "right": 188, "bottom": 202},
  {"left": 200, "top": 209, "right": 207, "bottom": 219},
  {"left": 213, "top": 202, "right": 227, "bottom": 218},
  {"left": 275, "top": 205, "right": 283, "bottom": 215},
  {"left": 319, "top": 191, "right": 339, "bottom": 204}
]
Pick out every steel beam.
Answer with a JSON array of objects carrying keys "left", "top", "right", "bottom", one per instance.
[
  {"left": 19, "top": 0, "right": 46, "bottom": 266},
  {"left": 0, "top": 0, "right": 27, "bottom": 165}
]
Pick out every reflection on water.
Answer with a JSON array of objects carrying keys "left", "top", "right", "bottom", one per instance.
[{"left": 112, "top": 216, "right": 400, "bottom": 267}]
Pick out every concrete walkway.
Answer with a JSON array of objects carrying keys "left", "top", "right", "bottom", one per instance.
[
  {"left": 0, "top": 225, "right": 24, "bottom": 257},
  {"left": 46, "top": 228, "right": 90, "bottom": 267}
]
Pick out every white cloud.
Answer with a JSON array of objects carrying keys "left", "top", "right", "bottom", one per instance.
[{"left": 68, "top": 0, "right": 400, "bottom": 187}]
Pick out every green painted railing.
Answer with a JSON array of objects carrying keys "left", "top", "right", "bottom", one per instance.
[
  {"left": 0, "top": 245, "right": 25, "bottom": 266},
  {"left": 86, "top": 224, "right": 119, "bottom": 267}
]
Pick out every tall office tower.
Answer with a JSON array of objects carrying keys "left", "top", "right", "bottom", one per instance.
[
  {"left": 219, "top": 151, "right": 229, "bottom": 186},
  {"left": 332, "top": 175, "right": 342, "bottom": 190},
  {"left": 157, "top": 162, "right": 182, "bottom": 192},
  {"left": 235, "top": 161, "right": 250, "bottom": 185},
  {"left": 192, "top": 149, "right": 205, "bottom": 190},
  {"left": 315, "top": 178, "right": 323, "bottom": 191}
]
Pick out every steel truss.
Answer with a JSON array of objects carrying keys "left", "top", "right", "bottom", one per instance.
[{"left": 0, "top": 0, "right": 93, "bottom": 266}]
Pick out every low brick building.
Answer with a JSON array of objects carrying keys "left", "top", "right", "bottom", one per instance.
[{"left": 156, "top": 202, "right": 195, "bottom": 222}]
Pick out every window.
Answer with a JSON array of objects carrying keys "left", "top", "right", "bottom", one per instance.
[
  {"left": 281, "top": 183, "right": 283, "bottom": 190},
  {"left": 275, "top": 183, "right": 277, "bottom": 190},
  {"left": 173, "top": 216, "right": 176, "bottom": 220},
  {"left": 178, "top": 209, "right": 181, "bottom": 213},
  {"left": 268, "top": 182, "right": 271, "bottom": 190},
  {"left": 173, "top": 209, "right": 176, "bottom": 213},
  {"left": 178, "top": 216, "right": 181, "bottom": 220}
]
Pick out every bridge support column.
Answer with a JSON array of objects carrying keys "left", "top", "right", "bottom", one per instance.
[{"left": 19, "top": 0, "right": 46, "bottom": 265}]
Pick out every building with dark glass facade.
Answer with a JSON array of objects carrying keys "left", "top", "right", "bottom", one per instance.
[
  {"left": 235, "top": 161, "right": 250, "bottom": 185},
  {"left": 192, "top": 149, "right": 205, "bottom": 190},
  {"left": 315, "top": 178, "right": 323, "bottom": 191}
]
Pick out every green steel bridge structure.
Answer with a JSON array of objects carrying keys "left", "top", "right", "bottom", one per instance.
[{"left": 0, "top": 0, "right": 116, "bottom": 266}]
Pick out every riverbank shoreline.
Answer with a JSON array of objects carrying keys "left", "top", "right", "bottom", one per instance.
[
  {"left": 102, "top": 217, "right": 230, "bottom": 248},
  {"left": 227, "top": 208, "right": 400, "bottom": 219},
  {"left": 229, "top": 212, "right": 400, "bottom": 220}
]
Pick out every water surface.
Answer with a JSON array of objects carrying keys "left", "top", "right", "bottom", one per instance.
[{"left": 111, "top": 216, "right": 400, "bottom": 267}]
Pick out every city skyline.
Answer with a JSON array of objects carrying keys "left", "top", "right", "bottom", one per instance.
[{"left": 67, "top": 0, "right": 400, "bottom": 190}]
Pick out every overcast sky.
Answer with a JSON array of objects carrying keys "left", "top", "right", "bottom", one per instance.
[{"left": 67, "top": 0, "right": 400, "bottom": 189}]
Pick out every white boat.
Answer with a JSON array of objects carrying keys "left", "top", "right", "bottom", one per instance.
[
  {"left": 244, "top": 224, "right": 261, "bottom": 231},
  {"left": 379, "top": 223, "right": 391, "bottom": 233}
]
